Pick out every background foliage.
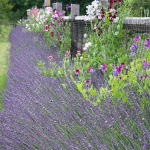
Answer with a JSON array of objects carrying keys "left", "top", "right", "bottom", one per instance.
[{"left": 1, "top": 0, "right": 150, "bottom": 22}]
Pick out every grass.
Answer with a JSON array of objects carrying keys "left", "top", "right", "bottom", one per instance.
[{"left": 0, "top": 24, "right": 12, "bottom": 109}]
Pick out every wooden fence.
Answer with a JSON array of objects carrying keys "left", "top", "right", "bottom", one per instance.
[{"left": 51, "top": 2, "right": 150, "bottom": 59}]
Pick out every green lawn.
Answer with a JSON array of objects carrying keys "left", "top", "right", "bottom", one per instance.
[{"left": 0, "top": 24, "right": 12, "bottom": 109}]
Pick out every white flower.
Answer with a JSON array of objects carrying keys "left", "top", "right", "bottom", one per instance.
[
  {"left": 109, "top": 9, "right": 116, "bottom": 13},
  {"left": 97, "top": 9, "right": 100, "bottom": 13},
  {"left": 115, "top": 31, "right": 119, "bottom": 35},
  {"left": 84, "top": 33, "right": 87, "bottom": 38},
  {"left": 80, "top": 57, "right": 83, "bottom": 60},
  {"left": 85, "top": 43, "right": 89, "bottom": 48},
  {"left": 98, "top": 16, "right": 102, "bottom": 19},
  {"left": 83, "top": 47, "right": 87, "bottom": 51},
  {"left": 88, "top": 42, "right": 91, "bottom": 46},
  {"left": 96, "top": 12, "right": 101, "bottom": 16}
]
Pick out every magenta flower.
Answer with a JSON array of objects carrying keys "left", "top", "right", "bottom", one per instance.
[
  {"left": 121, "top": 62, "right": 125, "bottom": 66},
  {"left": 56, "top": 31, "right": 60, "bottom": 36},
  {"left": 76, "top": 49, "right": 81, "bottom": 56},
  {"left": 117, "top": 76, "right": 122, "bottom": 80},
  {"left": 100, "top": 64, "right": 107, "bottom": 72},
  {"left": 140, "top": 75, "right": 144, "bottom": 79},
  {"left": 39, "top": 33, "right": 42, "bottom": 36},
  {"left": 48, "top": 55, "right": 54, "bottom": 61},
  {"left": 54, "top": 43, "right": 56, "bottom": 47},
  {"left": 65, "top": 50, "right": 70, "bottom": 57},
  {"left": 141, "top": 73, "right": 148, "bottom": 79},
  {"left": 75, "top": 69, "right": 79, "bottom": 76},
  {"left": 65, "top": 53, "right": 70, "bottom": 57},
  {"left": 59, "top": 24, "right": 63, "bottom": 27},
  {"left": 65, "top": 43, "right": 68, "bottom": 46},
  {"left": 52, "top": 17, "right": 57, "bottom": 21},
  {"left": 66, "top": 4, "right": 70, "bottom": 9},
  {"left": 61, "top": 18, "right": 65, "bottom": 22},
  {"left": 143, "top": 61, "right": 149, "bottom": 70},
  {"left": 86, "top": 80, "right": 91, "bottom": 84},
  {"left": 143, "top": 73, "right": 148, "bottom": 78},
  {"left": 134, "top": 36, "right": 140, "bottom": 41},
  {"left": 113, "top": 65, "right": 122, "bottom": 76},
  {"left": 130, "top": 44, "right": 137, "bottom": 50},
  {"left": 88, "top": 68, "right": 95, "bottom": 73},
  {"left": 144, "top": 38, "right": 150, "bottom": 47}
]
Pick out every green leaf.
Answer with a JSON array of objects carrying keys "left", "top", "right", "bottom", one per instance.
[
  {"left": 130, "top": 61, "right": 134, "bottom": 66},
  {"left": 137, "top": 90, "right": 143, "bottom": 92},
  {"left": 93, "top": 102, "right": 97, "bottom": 106},
  {"left": 62, "top": 83, "right": 66, "bottom": 89},
  {"left": 83, "top": 58, "right": 88, "bottom": 61},
  {"left": 77, "top": 83, "right": 83, "bottom": 91},
  {"left": 106, "top": 18, "right": 110, "bottom": 24},
  {"left": 85, "top": 73, "right": 91, "bottom": 78},
  {"left": 57, "top": 67, "right": 63, "bottom": 72},
  {"left": 112, "top": 100, "right": 116, "bottom": 104},
  {"left": 136, "top": 64, "right": 141, "bottom": 70},
  {"left": 83, "top": 94, "right": 88, "bottom": 99},
  {"left": 148, "top": 56, "right": 150, "bottom": 63},
  {"left": 141, "top": 98, "right": 148, "bottom": 103},
  {"left": 52, "top": 62, "right": 56, "bottom": 66},
  {"left": 118, "top": 92, "right": 122, "bottom": 97}
]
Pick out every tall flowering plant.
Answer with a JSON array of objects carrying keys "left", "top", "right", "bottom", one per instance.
[
  {"left": 83, "top": 0, "right": 132, "bottom": 71},
  {"left": 20, "top": 4, "right": 71, "bottom": 57}
]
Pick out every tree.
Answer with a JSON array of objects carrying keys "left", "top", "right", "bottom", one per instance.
[
  {"left": 7, "top": 0, "right": 43, "bottom": 22},
  {"left": 0, "top": 0, "right": 14, "bottom": 22}
]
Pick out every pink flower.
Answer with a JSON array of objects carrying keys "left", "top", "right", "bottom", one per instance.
[
  {"left": 65, "top": 50, "right": 70, "bottom": 57},
  {"left": 65, "top": 53, "right": 70, "bottom": 57},
  {"left": 48, "top": 55, "right": 54, "bottom": 60},
  {"left": 76, "top": 49, "right": 81, "bottom": 56},
  {"left": 100, "top": 64, "right": 107, "bottom": 71},
  {"left": 39, "top": 33, "right": 42, "bottom": 36},
  {"left": 144, "top": 38, "right": 150, "bottom": 47},
  {"left": 134, "top": 36, "right": 140, "bottom": 41},
  {"left": 118, "top": 65, "right": 122, "bottom": 73},
  {"left": 75, "top": 69, "right": 79, "bottom": 76},
  {"left": 66, "top": 4, "right": 70, "bottom": 9},
  {"left": 88, "top": 68, "right": 95, "bottom": 73},
  {"left": 140, "top": 76, "right": 144, "bottom": 79},
  {"left": 86, "top": 80, "right": 91, "bottom": 84},
  {"left": 117, "top": 76, "right": 122, "bottom": 80}
]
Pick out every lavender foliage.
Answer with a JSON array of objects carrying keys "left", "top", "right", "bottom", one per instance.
[{"left": 0, "top": 26, "right": 150, "bottom": 150}]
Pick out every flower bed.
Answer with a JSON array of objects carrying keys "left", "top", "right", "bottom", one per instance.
[{"left": 0, "top": 1, "right": 150, "bottom": 149}]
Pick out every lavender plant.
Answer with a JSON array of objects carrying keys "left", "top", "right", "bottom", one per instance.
[{"left": 0, "top": 25, "right": 150, "bottom": 150}]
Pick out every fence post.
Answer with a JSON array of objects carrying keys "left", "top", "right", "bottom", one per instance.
[
  {"left": 99, "top": 0, "right": 108, "bottom": 8},
  {"left": 70, "top": 4, "right": 80, "bottom": 59},
  {"left": 52, "top": 2, "right": 62, "bottom": 13},
  {"left": 71, "top": 4, "right": 80, "bottom": 19},
  {"left": 56, "top": 2, "right": 62, "bottom": 11}
]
